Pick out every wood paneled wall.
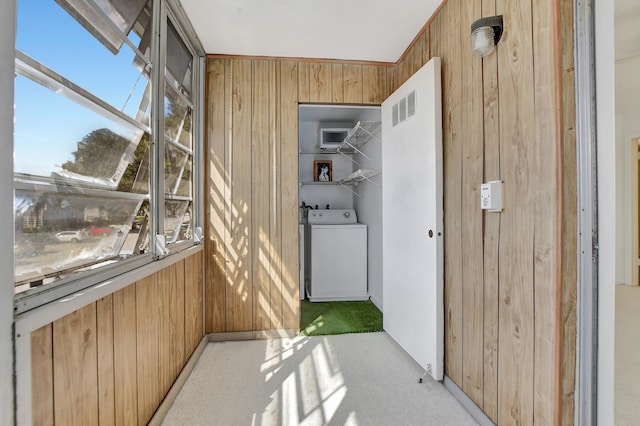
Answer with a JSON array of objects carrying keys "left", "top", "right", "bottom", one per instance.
[
  {"left": 31, "top": 252, "right": 204, "bottom": 426},
  {"left": 204, "top": 57, "right": 394, "bottom": 333},
  {"left": 203, "top": 1, "right": 575, "bottom": 422},
  {"left": 395, "top": 0, "right": 576, "bottom": 424}
]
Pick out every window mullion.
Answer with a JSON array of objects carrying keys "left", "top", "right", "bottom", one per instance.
[
  {"left": 150, "top": 0, "right": 167, "bottom": 257},
  {"left": 193, "top": 54, "right": 205, "bottom": 241}
]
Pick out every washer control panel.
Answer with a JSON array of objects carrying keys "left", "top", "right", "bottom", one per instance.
[{"left": 307, "top": 209, "right": 358, "bottom": 225}]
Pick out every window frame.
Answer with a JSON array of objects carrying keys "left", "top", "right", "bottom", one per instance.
[{"left": 13, "top": 0, "right": 205, "bottom": 315}]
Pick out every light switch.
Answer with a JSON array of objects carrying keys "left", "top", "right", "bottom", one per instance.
[{"left": 480, "top": 180, "right": 503, "bottom": 212}]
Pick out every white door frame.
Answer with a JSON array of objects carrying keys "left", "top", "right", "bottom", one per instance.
[
  {"left": 594, "top": 0, "right": 616, "bottom": 421},
  {"left": 574, "top": 0, "right": 599, "bottom": 422},
  {"left": 590, "top": 0, "right": 616, "bottom": 423},
  {"left": 575, "top": 0, "right": 616, "bottom": 424},
  {"left": 0, "top": 2, "right": 16, "bottom": 425}
]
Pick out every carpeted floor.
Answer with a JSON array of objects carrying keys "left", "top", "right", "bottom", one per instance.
[
  {"left": 162, "top": 332, "right": 478, "bottom": 426},
  {"left": 300, "top": 300, "right": 383, "bottom": 336}
]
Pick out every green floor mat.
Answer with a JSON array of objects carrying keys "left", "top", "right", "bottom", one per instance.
[{"left": 300, "top": 300, "right": 383, "bottom": 336}]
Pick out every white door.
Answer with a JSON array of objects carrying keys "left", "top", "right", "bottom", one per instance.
[{"left": 382, "top": 57, "right": 443, "bottom": 381}]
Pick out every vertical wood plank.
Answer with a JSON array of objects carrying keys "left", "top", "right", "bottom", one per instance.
[
  {"left": 532, "top": 0, "right": 561, "bottom": 423},
  {"left": 135, "top": 275, "right": 159, "bottom": 426},
  {"left": 397, "top": 57, "right": 409, "bottom": 87},
  {"left": 229, "top": 58, "right": 254, "bottom": 331},
  {"left": 309, "top": 62, "right": 332, "bottom": 103},
  {"left": 280, "top": 60, "right": 300, "bottom": 330},
  {"left": 252, "top": 59, "right": 272, "bottom": 331},
  {"left": 159, "top": 263, "right": 185, "bottom": 395},
  {"left": 113, "top": 285, "right": 137, "bottom": 426},
  {"left": 270, "top": 60, "right": 284, "bottom": 329},
  {"left": 185, "top": 252, "right": 204, "bottom": 357},
  {"left": 496, "top": 0, "right": 536, "bottom": 423},
  {"left": 422, "top": 29, "right": 431, "bottom": 65},
  {"left": 173, "top": 262, "right": 186, "bottom": 375},
  {"left": 362, "top": 65, "right": 386, "bottom": 105},
  {"left": 53, "top": 304, "right": 98, "bottom": 426},
  {"left": 97, "top": 295, "right": 115, "bottom": 426},
  {"left": 31, "top": 325, "right": 53, "bottom": 426},
  {"left": 298, "top": 61, "right": 310, "bottom": 103},
  {"left": 460, "top": 0, "right": 485, "bottom": 408},
  {"left": 331, "top": 63, "right": 344, "bottom": 103},
  {"left": 560, "top": 0, "right": 577, "bottom": 423},
  {"left": 158, "top": 267, "right": 171, "bottom": 396},
  {"left": 343, "top": 64, "right": 363, "bottom": 104},
  {"left": 432, "top": 0, "right": 464, "bottom": 388},
  {"left": 223, "top": 58, "right": 233, "bottom": 331},
  {"left": 410, "top": 37, "right": 424, "bottom": 75},
  {"left": 205, "top": 57, "right": 228, "bottom": 333},
  {"left": 481, "top": 0, "right": 501, "bottom": 421},
  {"left": 386, "top": 66, "right": 397, "bottom": 97}
]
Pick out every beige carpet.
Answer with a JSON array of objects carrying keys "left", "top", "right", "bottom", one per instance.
[
  {"left": 615, "top": 284, "right": 640, "bottom": 425},
  {"left": 162, "top": 332, "right": 477, "bottom": 425}
]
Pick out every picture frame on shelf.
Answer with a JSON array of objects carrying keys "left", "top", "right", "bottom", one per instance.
[{"left": 314, "top": 160, "right": 332, "bottom": 182}]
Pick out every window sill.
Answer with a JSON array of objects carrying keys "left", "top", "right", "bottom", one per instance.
[{"left": 14, "top": 243, "right": 203, "bottom": 328}]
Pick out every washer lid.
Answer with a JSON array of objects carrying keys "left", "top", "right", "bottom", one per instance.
[{"left": 307, "top": 209, "right": 358, "bottom": 224}]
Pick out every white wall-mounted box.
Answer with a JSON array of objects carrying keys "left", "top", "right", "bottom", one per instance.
[
  {"left": 319, "top": 127, "right": 350, "bottom": 149},
  {"left": 480, "top": 180, "right": 503, "bottom": 212}
]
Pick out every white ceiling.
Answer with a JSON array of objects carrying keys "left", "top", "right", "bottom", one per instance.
[
  {"left": 179, "top": 0, "right": 444, "bottom": 63},
  {"left": 178, "top": 1, "right": 638, "bottom": 113}
]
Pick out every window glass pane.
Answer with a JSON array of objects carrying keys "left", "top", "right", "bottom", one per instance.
[
  {"left": 163, "top": 19, "right": 194, "bottom": 248},
  {"left": 165, "top": 200, "right": 191, "bottom": 244},
  {"left": 164, "top": 84, "right": 192, "bottom": 149},
  {"left": 14, "top": 0, "right": 200, "bottom": 300},
  {"left": 166, "top": 20, "right": 192, "bottom": 97},
  {"left": 118, "top": 133, "right": 151, "bottom": 194},
  {"left": 176, "top": 156, "right": 192, "bottom": 198},
  {"left": 16, "top": 0, "right": 152, "bottom": 121},
  {"left": 165, "top": 143, "right": 189, "bottom": 195},
  {"left": 14, "top": 75, "right": 144, "bottom": 186},
  {"left": 125, "top": 200, "right": 150, "bottom": 255},
  {"left": 14, "top": 189, "right": 145, "bottom": 288},
  {"left": 14, "top": 0, "right": 153, "bottom": 294},
  {"left": 56, "top": 0, "right": 150, "bottom": 53}
]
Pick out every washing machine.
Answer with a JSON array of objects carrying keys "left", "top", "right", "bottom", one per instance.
[{"left": 307, "top": 209, "right": 368, "bottom": 302}]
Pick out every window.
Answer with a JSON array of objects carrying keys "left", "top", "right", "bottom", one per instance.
[
  {"left": 163, "top": 20, "right": 194, "bottom": 246},
  {"left": 14, "top": 0, "right": 203, "bottom": 311}
]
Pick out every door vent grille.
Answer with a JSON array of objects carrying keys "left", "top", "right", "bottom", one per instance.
[
  {"left": 399, "top": 97, "right": 407, "bottom": 122},
  {"left": 391, "top": 91, "right": 417, "bottom": 127},
  {"left": 407, "top": 90, "right": 416, "bottom": 118},
  {"left": 392, "top": 103, "right": 399, "bottom": 127}
]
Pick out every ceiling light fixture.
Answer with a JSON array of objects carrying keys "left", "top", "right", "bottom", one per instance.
[{"left": 470, "top": 15, "right": 503, "bottom": 57}]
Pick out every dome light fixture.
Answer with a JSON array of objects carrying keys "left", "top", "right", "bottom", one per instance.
[{"left": 470, "top": 15, "right": 503, "bottom": 57}]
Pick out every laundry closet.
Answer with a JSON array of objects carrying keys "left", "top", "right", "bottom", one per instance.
[
  {"left": 297, "top": 58, "right": 444, "bottom": 381},
  {"left": 298, "top": 104, "right": 383, "bottom": 309}
]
